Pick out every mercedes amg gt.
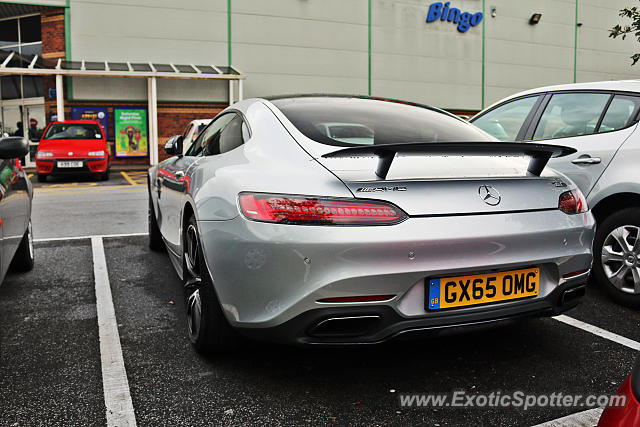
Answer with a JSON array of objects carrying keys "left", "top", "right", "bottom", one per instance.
[{"left": 148, "top": 95, "right": 595, "bottom": 353}]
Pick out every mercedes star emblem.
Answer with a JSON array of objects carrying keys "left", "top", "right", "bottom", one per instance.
[{"left": 478, "top": 185, "right": 501, "bottom": 206}]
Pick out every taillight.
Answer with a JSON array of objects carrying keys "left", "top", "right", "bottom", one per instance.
[
  {"left": 238, "top": 193, "right": 406, "bottom": 225},
  {"left": 558, "top": 189, "right": 588, "bottom": 214}
]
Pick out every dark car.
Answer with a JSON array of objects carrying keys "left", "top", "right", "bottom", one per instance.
[{"left": 0, "top": 137, "right": 34, "bottom": 285}]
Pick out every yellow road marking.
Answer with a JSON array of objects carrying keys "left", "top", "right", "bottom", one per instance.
[
  {"left": 120, "top": 171, "right": 138, "bottom": 186},
  {"left": 35, "top": 186, "right": 145, "bottom": 195},
  {"left": 46, "top": 182, "right": 98, "bottom": 188},
  {"left": 35, "top": 184, "right": 144, "bottom": 191}
]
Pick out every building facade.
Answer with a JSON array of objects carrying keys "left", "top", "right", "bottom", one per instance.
[{"left": 0, "top": 0, "right": 638, "bottom": 165}]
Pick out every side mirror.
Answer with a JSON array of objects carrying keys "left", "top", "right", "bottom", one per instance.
[
  {"left": 0, "top": 137, "right": 28, "bottom": 159},
  {"left": 164, "top": 135, "right": 184, "bottom": 156}
]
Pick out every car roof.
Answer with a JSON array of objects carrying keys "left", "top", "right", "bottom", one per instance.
[
  {"left": 478, "top": 80, "right": 640, "bottom": 115},
  {"left": 264, "top": 94, "right": 463, "bottom": 120},
  {"left": 49, "top": 120, "right": 102, "bottom": 125},
  {"left": 505, "top": 80, "right": 640, "bottom": 99}
]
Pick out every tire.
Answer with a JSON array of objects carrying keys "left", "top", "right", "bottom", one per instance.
[
  {"left": 593, "top": 207, "right": 640, "bottom": 308},
  {"left": 100, "top": 170, "right": 109, "bottom": 181},
  {"left": 183, "top": 215, "right": 239, "bottom": 354},
  {"left": 148, "top": 192, "right": 164, "bottom": 251},
  {"left": 37, "top": 174, "right": 47, "bottom": 183},
  {"left": 11, "top": 220, "right": 34, "bottom": 272}
]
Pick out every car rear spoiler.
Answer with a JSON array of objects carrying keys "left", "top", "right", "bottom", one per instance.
[{"left": 320, "top": 142, "right": 576, "bottom": 180}]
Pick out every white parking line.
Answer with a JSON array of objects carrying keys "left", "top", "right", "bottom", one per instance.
[
  {"left": 92, "top": 236, "right": 137, "bottom": 427},
  {"left": 533, "top": 316, "right": 640, "bottom": 427},
  {"left": 531, "top": 407, "right": 604, "bottom": 427},
  {"left": 35, "top": 232, "right": 148, "bottom": 243},
  {"left": 554, "top": 314, "right": 640, "bottom": 351}
]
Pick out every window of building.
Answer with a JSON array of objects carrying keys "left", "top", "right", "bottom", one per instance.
[{"left": 0, "top": 14, "right": 43, "bottom": 101}]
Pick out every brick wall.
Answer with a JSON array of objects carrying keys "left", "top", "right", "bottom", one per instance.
[
  {"left": 41, "top": 9, "right": 65, "bottom": 61},
  {"left": 445, "top": 109, "right": 481, "bottom": 119},
  {"left": 42, "top": 9, "right": 66, "bottom": 121},
  {"left": 156, "top": 105, "right": 224, "bottom": 161}
]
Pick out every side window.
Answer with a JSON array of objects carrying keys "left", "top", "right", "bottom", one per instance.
[
  {"left": 202, "top": 114, "right": 245, "bottom": 156},
  {"left": 186, "top": 114, "right": 234, "bottom": 156},
  {"left": 217, "top": 115, "right": 245, "bottom": 154},
  {"left": 471, "top": 96, "right": 539, "bottom": 141},
  {"left": 532, "top": 93, "right": 610, "bottom": 140},
  {"left": 598, "top": 95, "right": 640, "bottom": 133},
  {"left": 182, "top": 123, "right": 193, "bottom": 139}
]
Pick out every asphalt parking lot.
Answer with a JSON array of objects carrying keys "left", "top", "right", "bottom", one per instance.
[{"left": 1, "top": 177, "right": 639, "bottom": 426}]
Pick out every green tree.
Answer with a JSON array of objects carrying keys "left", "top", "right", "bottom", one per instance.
[{"left": 610, "top": 5, "right": 640, "bottom": 65}]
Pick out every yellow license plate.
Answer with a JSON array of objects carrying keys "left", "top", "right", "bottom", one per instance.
[{"left": 427, "top": 267, "right": 539, "bottom": 310}]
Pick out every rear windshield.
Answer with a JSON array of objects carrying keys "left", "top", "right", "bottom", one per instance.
[
  {"left": 43, "top": 123, "right": 103, "bottom": 140},
  {"left": 271, "top": 97, "right": 493, "bottom": 147}
]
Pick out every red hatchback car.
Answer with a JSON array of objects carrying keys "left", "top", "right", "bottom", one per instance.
[
  {"left": 598, "top": 355, "right": 640, "bottom": 426},
  {"left": 35, "top": 120, "right": 109, "bottom": 182}
]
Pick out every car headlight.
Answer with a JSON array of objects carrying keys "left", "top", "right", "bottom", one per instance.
[
  {"left": 88, "top": 150, "right": 105, "bottom": 157},
  {"left": 36, "top": 151, "right": 53, "bottom": 158}
]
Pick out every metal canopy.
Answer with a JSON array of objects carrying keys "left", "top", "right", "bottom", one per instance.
[
  {"left": 0, "top": 49, "right": 246, "bottom": 166},
  {"left": 0, "top": 49, "right": 245, "bottom": 81},
  {"left": 0, "top": 3, "right": 53, "bottom": 19}
]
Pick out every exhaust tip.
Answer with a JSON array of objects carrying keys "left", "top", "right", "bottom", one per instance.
[
  {"left": 308, "top": 315, "right": 381, "bottom": 338},
  {"left": 561, "top": 285, "right": 586, "bottom": 305}
]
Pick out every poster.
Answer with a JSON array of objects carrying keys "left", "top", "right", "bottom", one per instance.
[
  {"left": 114, "top": 108, "right": 148, "bottom": 157},
  {"left": 71, "top": 107, "right": 109, "bottom": 139}
]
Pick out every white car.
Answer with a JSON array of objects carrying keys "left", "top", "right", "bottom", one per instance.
[
  {"left": 471, "top": 80, "right": 640, "bottom": 307},
  {"left": 180, "top": 119, "right": 211, "bottom": 155}
]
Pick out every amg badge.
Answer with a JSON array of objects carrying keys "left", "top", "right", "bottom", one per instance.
[{"left": 356, "top": 186, "right": 407, "bottom": 193}]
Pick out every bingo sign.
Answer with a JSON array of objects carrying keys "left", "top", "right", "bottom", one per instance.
[
  {"left": 71, "top": 107, "right": 109, "bottom": 139},
  {"left": 426, "top": 2, "right": 483, "bottom": 33},
  {"left": 114, "top": 108, "right": 148, "bottom": 158}
]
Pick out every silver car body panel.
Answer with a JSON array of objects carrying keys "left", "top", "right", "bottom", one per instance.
[
  {"left": 150, "top": 96, "right": 595, "bottom": 343},
  {"left": 199, "top": 210, "right": 593, "bottom": 327},
  {"left": 587, "top": 124, "right": 640, "bottom": 207}
]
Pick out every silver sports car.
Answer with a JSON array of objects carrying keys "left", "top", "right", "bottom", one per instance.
[{"left": 148, "top": 95, "right": 595, "bottom": 353}]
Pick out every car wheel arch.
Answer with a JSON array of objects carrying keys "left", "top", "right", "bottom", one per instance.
[
  {"left": 182, "top": 200, "right": 196, "bottom": 240},
  {"left": 592, "top": 192, "right": 640, "bottom": 223}
]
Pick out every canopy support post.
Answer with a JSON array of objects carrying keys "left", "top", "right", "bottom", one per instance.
[
  {"left": 228, "top": 80, "right": 234, "bottom": 105},
  {"left": 147, "top": 76, "right": 159, "bottom": 165},
  {"left": 55, "top": 74, "right": 65, "bottom": 121}
]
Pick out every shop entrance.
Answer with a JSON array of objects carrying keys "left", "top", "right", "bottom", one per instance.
[{"left": 0, "top": 97, "right": 45, "bottom": 167}]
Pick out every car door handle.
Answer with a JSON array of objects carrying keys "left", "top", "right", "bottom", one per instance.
[{"left": 571, "top": 157, "right": 601, "bottom": 165}]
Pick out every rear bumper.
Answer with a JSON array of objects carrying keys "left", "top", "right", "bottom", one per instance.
[
  {"left": 236, "top": 281, "right": 587, "bottom": 345},
  {"left": 36, "top": 158, "right": 109, "bottom": 174},
  {"left": 198, "top": 209, "right": 595, "bottom": 344}
]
